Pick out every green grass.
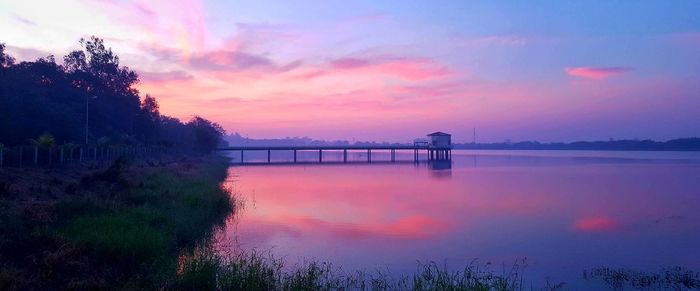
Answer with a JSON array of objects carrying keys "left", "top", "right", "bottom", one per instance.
[
  {"left": 170, "top": 247, "right": 563, "bottom": 291},
  {"left": 55, "top": 155, "right": 236, "bottom": 289},
  {"left": 63, "top": 207, "right": 171, "bottom": 264}
]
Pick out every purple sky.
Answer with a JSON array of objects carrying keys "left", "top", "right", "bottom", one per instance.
[{"left": 1, "top": 0, "right": 699, "bottom": 142}]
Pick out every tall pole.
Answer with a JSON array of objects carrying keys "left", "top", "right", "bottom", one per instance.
[
  {"left": 86, "top": 95, "right": 97, "bottom": 145},
  {"left": 85, "top": 96, "right": 89, "bottom": 145}
]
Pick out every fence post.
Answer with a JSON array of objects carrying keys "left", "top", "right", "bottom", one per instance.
[{"left": 79, "top": 148, "right": 83, "bottom": 162}]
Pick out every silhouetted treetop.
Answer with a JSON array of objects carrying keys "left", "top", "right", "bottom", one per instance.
[
  {"left": 0, "top": 43, "right": 15, "bottom": 68},
  {"left": 64, "top": 36, "right": 139, "bottom": 96},
  {"left": 0, "top": 37, "right": 225, "bottom": 151}
]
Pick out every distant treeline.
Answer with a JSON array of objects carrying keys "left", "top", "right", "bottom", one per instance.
[
  {"left": 453, "top": 138, "right": 700, "bottom": 151},
  {"left": 228, "top": 133, "right": 700, "bottom": 151},
  {"left": 0, "top": 37, "right": 224, "bottom": 152},
  {"left": 226, "top": 132, "right": 407, "bottom": 147}
]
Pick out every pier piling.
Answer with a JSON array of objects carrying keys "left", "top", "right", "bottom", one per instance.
[{"left": 224, "top": 145, "right": 450, "bottom": 165}]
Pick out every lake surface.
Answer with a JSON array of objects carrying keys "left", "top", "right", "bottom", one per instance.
[{"left": 217, "top": 150, "right": 700, "bottom": 289}]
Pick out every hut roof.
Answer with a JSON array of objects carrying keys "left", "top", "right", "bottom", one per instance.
[{"left": 427, "top": 132, "right": 451, "bottom": 136}]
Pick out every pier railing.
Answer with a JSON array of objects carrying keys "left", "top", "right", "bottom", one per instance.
[{"left": 217, "top": 145, "right": 452, "bottom": 164}]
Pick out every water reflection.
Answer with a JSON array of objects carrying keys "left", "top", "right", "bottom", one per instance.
[
  {"left": 426, "top": 160, "right": 452, "bottom": 178},
  {"left": 218, "top": 150, "right": 700, "bottom": 289}
]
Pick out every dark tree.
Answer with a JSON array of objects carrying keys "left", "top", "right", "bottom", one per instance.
[
  {"left": 187, "top": 116, "right": 226, "bottom": 152},
  {"left": 62, "top": 36, "right": 142, "bottom": 141},
  {"left": 0, "top": 43, "right": 15, "bottom": 68},
  {"left": 0, "top": 37, "right": 225, "bottom": 151},
  {"left": 138, "top": 94, "right": 161, "bottom": 144}
]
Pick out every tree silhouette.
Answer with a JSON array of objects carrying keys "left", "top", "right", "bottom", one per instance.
[{"left": 0, "top": 37, "right": 225, "bottom": 151}]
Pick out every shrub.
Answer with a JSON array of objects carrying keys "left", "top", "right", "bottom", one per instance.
[{"left": 62, "top": 208, "right": 171, "bottom": 265}]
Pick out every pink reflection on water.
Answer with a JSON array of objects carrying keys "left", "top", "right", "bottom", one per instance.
[
  {"left": 573, "top": 217, "right": 620, "bottom": 232},
  {"left": 244, "top": 214, "right": 452, "bottom": 240},
  {"left": 217, "top": 152, "right": 700, "bottom": 287}
]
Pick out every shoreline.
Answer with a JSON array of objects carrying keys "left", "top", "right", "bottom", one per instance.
[{"left": 0, "top": 154, "right": 235, "bottom": 290}]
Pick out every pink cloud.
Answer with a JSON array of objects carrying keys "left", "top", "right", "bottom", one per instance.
[
  {"left": 295, "top": 56, "right": 451, "bottom": 81},
  {"left": 139, "top": 70, "right": 193, "bottom": 83},
  {"left": 223, "top": 23, "right": 306, "bottom": 51},
  {"left": 565, "top": 67, "right": 632, "bottom": 80},
  {"left": 373, "top": 59, "right": 451, "bottom": 80},
  {"left": 449, "top": 33, "right": 550, "bottom": 47},
  {"left": 192, "top": 50, "right": 273, "bottom": 70},
  {"left": 475, "top": 35, "right": 528, "bottom": 46},
  {"left": 188, "top": 50, "right": 302, "bottom": 73},
  {"left": 573, "top": 217, "right": 620, "bottom": 232},
  {"left": 87, "top": 0, "right": 209, "bottom": 63},
  {"left": 136, "top": 70, "right": 558, "bottom": 139},
  {"left": 330, "top": 58, "right": 372, "bottom": 69}
]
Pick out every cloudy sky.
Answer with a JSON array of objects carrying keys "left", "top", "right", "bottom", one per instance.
[{"left": 1, "top": 0, "right": 699, "bottom": 142}]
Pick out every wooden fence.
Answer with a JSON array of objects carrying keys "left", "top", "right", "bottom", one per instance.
[{"left": 0, "top": 145, "right": 168, "bottom": 168}]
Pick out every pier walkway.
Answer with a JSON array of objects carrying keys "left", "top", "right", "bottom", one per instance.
[{"left": 216, "top": 145, "right": 451, "bottom": 164}]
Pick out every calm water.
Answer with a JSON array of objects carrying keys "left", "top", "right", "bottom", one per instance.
[{"left": 218, "top": 150, "right": 700, "bottom": 289}]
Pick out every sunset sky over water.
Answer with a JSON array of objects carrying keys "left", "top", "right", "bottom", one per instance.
[{"left": 2, "top": 1, "right": 699, "bottom": 142}]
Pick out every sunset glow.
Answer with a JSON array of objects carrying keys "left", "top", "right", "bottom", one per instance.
[
  {"left": 2, "top": 1, "right": 699, "bottom": 142},
  {"left": 573, "top": 217, "right": 620, "bottom": 232},
  {"left": 3, "top": 3, "right": 700, "bottom": 289}
]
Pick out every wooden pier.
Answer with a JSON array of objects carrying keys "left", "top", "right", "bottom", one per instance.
[{"left": 216, "top": 145, "right": 451, "bottom": 164}]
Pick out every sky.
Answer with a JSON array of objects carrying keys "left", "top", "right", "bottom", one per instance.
[{"left": 1, "top": 0, "right": 699, "bottom": 143}]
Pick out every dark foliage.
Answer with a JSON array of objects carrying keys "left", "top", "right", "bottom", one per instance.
[
  {"left": 0, "top": 156, "right": 234, "bottom": 290},
  {"left": 584, "top": 266, "right": 700, "bottom": 291},
  {"left": 80, "top": 156, "right": 132, "bottom": 189},
  {"left": 0, "top": 181, "right": 9, "bottom": 197},
  {"left": 454, "top": 138, "right": 700, "bottom": 151},
  {"left": 0, "top": 38, "right": 224, "bottom": 152}
]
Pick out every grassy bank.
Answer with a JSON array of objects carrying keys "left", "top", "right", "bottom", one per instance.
[
  {"left": 171, "top": 246, "right": 699, "bottom": 291},
  {"left": 0, "top": 154, "right": 235, "bottom": 290},
  {"left": 171, "top": 248, "right": 566, "bottom": 291}
]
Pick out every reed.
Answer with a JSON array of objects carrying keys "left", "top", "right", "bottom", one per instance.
[{"left": 171, "top": 248, "right": 564, "bottom": 291}]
